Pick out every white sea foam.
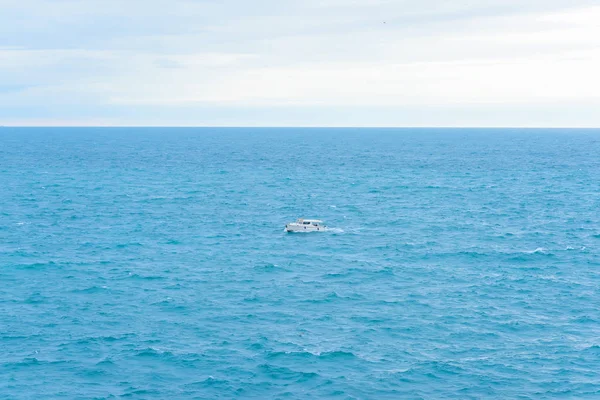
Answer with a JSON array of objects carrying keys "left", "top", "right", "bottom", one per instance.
[{"left": 525, "top": 247, "right": 547, "bottom": 254}]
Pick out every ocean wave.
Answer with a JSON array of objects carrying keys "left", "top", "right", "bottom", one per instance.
[
  {"left": 3, "top": 358, "right": 68, "bottom": 369},
  {"left": 121, "top": 388, "right": 163, "bottom": 397},
  {"left": 187, "top": 376, "right": 232, "bottom": 387},
  {"left": 266, "top": 350, "right": 358, "bottom": 361},
  {"left": 422, "top": 247, "right": 563, "bottom": 260},
  {"left": 258, "top": 364, "right": 320, "bottom": 381},
  {"left": 580, "top": 345, "right": 600, "bottom": 354},
  {"left": 322, "top": 271, "right": 353, "bottom": 279},
  {"left": 95, "top": 358, "right": 116, "bottom": 367},
  {"left": 374, "top": 267, "right": 395, "bottom": 276},
  {"left": 69, "top": 334, "right": 137, "bottom": 345},
  {"left": 253, "top": 263, "right": 289, "bottom": 272},
  {"left": 116, "top": 242, "right": 144, "bottom": 249},
  {"left": 70, "top": 285, "right": 110, "bottom": 294},
  {"left": 302, "top": 292, "right": 364, "bottom": 303},
  {"left": 12, "top": 261, "right": 57, "bottom": 270},
  {"left": 134, "top": 347, "right": 175, "bottom": 359},
  {"left": 523, "top": 247, "right": 548, "bottom": 254},
  {"left": 126, "top": 273, "right": 166, "bottom": 281}
]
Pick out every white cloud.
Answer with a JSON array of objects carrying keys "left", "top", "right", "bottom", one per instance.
[
  {"left": 100, "top": 5, "right": 600, "bottom": 108},
  {"left": 0, "top": 1, "right": 599, "bottom": 126}
]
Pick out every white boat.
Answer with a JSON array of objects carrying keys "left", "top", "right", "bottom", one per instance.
[{"left": 285, "top": 219, "right": 326, "bottom": 232}]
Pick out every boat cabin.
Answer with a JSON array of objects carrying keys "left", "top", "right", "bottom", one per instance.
[{"left": 297, "top": 219, "right": 323, "bottom": 227}]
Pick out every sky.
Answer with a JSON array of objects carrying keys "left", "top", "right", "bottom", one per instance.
[{"left": 1, "top": 0, "right": 599, "bottom": 127}]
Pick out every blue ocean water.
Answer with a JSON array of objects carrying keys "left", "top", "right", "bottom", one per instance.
[{"left": 1, "top": 127, "right": 600, "bottom": 399}]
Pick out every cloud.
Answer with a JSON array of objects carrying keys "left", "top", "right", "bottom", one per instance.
[
  {"left": 0, "top": 0, "right": 599, "bottom": 126},
  {"left": 104, "top": 5, "right": 600, "bottom": 107}
]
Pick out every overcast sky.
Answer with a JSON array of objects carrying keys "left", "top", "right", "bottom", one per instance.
[{"left": 1, "top": 0, "right": 599, "bottom": 126}]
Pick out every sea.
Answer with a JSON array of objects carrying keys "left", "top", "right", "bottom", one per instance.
[{"left": 1, "top": 127, "right": 600, "bottom": 399}]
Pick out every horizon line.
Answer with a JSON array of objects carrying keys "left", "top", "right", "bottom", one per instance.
[{"left": 2, "top": 126, "right": 600, "bottom": 129}]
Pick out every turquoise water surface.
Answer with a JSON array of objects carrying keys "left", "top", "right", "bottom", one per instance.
[{"left": 1, "top": 128, "right": 600, "bottom": 398}]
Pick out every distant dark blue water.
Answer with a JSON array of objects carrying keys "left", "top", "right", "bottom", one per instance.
[{"left": 1, "top": 128, "right": 600, "bottom": 399}]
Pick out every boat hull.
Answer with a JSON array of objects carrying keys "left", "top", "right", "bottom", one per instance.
[{"left": 285, "top": 224, "right": 323, "bottom": 232}]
